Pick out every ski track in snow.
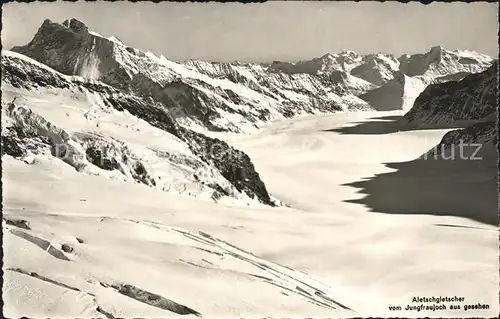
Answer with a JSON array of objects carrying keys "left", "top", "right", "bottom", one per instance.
[{"left": 3, "top": 209, "right": 356, "bottom": 318}]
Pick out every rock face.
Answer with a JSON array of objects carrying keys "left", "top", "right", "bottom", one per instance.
[
  {"left": 1, "top": 51, "right": 274, "bottom": 206},
  {"left": 405, "top": 61, "right": 498, "bottom": 126},
  {"left": 11, "top": 19, "right": 372, "bottom": 134},
  {"left": 402, "top": 60, "right": 498, "bottom": 160},
  {"left": 421, "top": 121, "right": 497, "bottom": 160}
]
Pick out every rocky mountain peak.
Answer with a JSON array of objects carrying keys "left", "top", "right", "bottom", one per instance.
[
  {"left": 397, "top": 45, "right": 493, "bottom": 80},
  {"left": 427, "top": 45, "right": 446, "bottom": 64},
  {"left": 429, "top": 45, "right": 444, "bottom": 54},
  {"left": 24, "top": 18, "right": 90, "bottom": 49},
  {"left": 11, "top": 18, "right": 127, "bottom": 83},
  {"left": 340, "top": 50, "right": 358, "bottom": 56},
  {"left": 62, "top": 18, "right": 89, "bottom": 34}
]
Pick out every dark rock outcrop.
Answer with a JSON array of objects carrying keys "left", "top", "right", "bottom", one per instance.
[
  {"left": 405, "top": 60, "right": 498, "bottom": 126},
  {"left": 422, "top": 121, "right": 497, "bottom": 159},
  {"left": 179, "top": 128, "right": 273, "bottom": 205}
]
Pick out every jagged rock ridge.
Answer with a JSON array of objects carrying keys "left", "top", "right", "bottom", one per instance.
[
  {"left": 11, "top": 18, "right": 372, "bottom": 134},
  {"left": 261, "top": 45, "right": 493, "bottom": 112}
]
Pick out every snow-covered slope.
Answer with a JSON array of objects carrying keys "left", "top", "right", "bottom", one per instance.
[
  {"left": 1, "top": 50, "right": 276, "bottom": 206},
  {"left": 185, "top": 59, "right": 377, "bottom": 105},
  {"left": 350, "top": 53, "right": 401, "bottom": 86},
  {"left": 2, "top": 153, "right": 357, "bottom": 318},
  {"left": 319, "top": 70, "right": 379, "bottom": 96},
  {"left": 358, "top": 72, "right": 429, "bottom": 111},
  {"left": 11, "top": 19, "right": 372, "bottom": 134},
  {"left": 3, "top": 110, "right": 498, "bottom": 318}
]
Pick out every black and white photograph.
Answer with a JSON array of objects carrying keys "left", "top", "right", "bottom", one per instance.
[{"left": 1, "top": 1, "right": 498, "bottom": 318}]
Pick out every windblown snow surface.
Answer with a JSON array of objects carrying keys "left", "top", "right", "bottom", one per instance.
[{"left": 3, "top": 108, "right": 498, "bottom": 318}]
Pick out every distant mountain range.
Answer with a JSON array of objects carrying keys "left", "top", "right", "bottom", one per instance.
[
  {"left": 10, "top": 19, "right": 494, "bottom": 131},
  {"left": 1, "top": 18, "right": 497, "bottom": 206}
]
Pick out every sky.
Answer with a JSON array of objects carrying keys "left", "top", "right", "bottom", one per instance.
[{"left": 2, "top": 1, "right": 498, "bottom": 63}]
